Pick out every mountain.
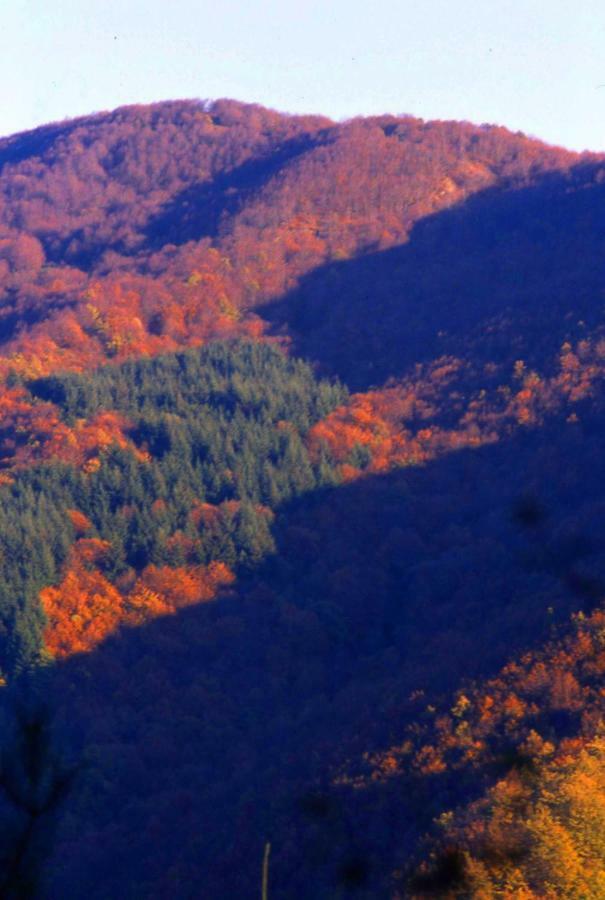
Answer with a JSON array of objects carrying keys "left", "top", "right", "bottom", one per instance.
[
  {"left": 0, "top": 98, "right": 588, "bottom": 378},
  {"left": 0, "top": 99, "right": 604, "bottom": 897}
]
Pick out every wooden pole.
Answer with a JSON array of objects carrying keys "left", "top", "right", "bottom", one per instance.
[{"left": 262, "top": 842, "right": 271, "bottom": 900}]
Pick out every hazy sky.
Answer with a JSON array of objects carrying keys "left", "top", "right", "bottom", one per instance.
[{"left": 2, "top": 0, "right": 605, "bottom": 150}]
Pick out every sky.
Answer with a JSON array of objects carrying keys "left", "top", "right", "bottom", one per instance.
[{"left": 1, "top": 0, "right": 605, "bottom": 151}]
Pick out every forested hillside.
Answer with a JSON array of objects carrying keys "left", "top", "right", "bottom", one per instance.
[{"left": 0, "top": 99, "right": 604, "bottom": 897}]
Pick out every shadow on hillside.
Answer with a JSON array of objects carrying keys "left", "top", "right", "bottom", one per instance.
[
  {"left": 142, "top": 132, "right": 328, "bottom": 249},
  {"left": 0, "top": 122, "right": 78, "bottom": 173},
  {"left": 0, "top": 295, "right": 79, "bottom": 345},
  {"left": 10, "top": 395, "right": 605, "bottom": 898},
  {"left": 261, "top": 162, "right": 605, "bottom": 389}
]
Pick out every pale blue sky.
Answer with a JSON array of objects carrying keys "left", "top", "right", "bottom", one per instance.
[{"left": 2, "top": 0, "right": 605, "bottom": 150}]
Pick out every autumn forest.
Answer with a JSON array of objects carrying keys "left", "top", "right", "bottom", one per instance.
[{"left": 0, "top": 98, "right": 605, "bottom": 897}]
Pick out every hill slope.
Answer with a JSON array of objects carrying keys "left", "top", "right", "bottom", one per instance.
[{"left": 0, "top": 100, "right": 604, "bottom": 897}]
